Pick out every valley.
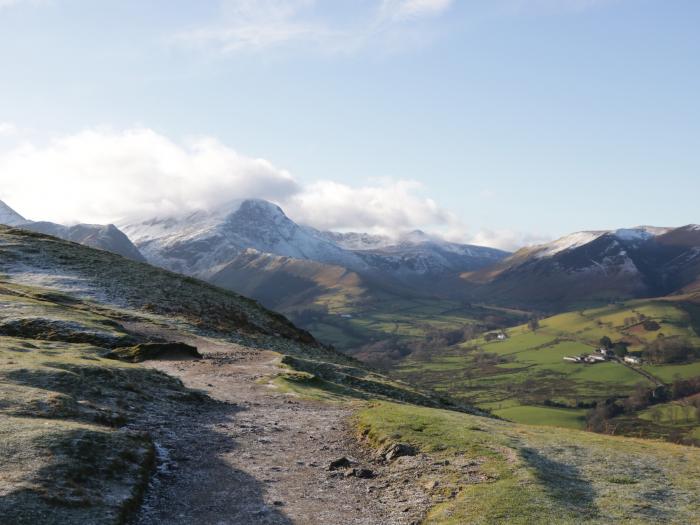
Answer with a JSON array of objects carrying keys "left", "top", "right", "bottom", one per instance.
[{"left": 2, "top": 206, "right": 700, "bottom": 523}]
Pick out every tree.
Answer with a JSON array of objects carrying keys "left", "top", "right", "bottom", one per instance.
[
  {"left": 613, "top": 342, "right": 629, "bottom": 358},
  {"left": 528, "top": 317, "right": 540, "bottom": 332},
  {"left": 644, "top": 336, "right": 694, "bottom": 364},
  {"left": 599, "top": 336, "right": 613, "bottom": 349}
]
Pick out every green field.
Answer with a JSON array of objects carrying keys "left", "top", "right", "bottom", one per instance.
[
  {"left": 394, "top": 298, "right": 700, "bottom": 434},
  {"left": 299, "top": 292, "right": 529, "bottom": 358},
  {"left": 493, "top": 405, "right": 587, "bottom": 429}
]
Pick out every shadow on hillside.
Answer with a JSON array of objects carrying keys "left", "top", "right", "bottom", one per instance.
[
  {"left": 0, "top": 363, "right": 293, "bottom": 525},
  {"left": 132, "top": 400, "right": 294, "bottom": 525},
  {"left": 519, "top": 447, "right": 598, "bottom": 518}
]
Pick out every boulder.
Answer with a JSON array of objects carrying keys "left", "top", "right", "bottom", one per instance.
[
  {"left": 380, "top": 443, "right": 417, "bottom": 462},
  {"left": 328, "top": 457, "right": 356, "bottom": 471},
  {"left": 104, "top": 342, "right": 202, "bottom": 363}
]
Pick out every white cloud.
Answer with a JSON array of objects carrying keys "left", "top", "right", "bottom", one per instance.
[
  {"left": 0, "top": 122, "right": 18, "bottom": 137},
  {"left": 382, "top": 0, "right": 454, "bottom": 19},
  {"left": 0, "top": 126, "right": 544, "bottom": 250},
  {"left": 0, "top": 127, "right": 300, "bottom": 224},
  {"left": 285, "top": 179, "right": 458, "bottom": 234},
  {"left": 176, "top": 0, "right": 332, "bottom": 53},
  {"left": 0, "top": 0, "right": 48, "bottom": 8},
  {"left": 0, "top": 127, "right": 462, "bottom": 236},
  {"left": 500, "top": 0, "right": 617, "bottom": 15},
  {"left": 173, "top": 0, "right": 454, "bottom": 55},
  {"left": 465, "top": 229, "right": 551, "bottom": 252}
]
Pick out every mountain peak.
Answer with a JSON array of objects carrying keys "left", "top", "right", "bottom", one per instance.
[
  {"left": 234, "top": 198, "right": 286, "bottom": 218},
  {"left": 0, "top": 200, "right": 28, "bottom": 226},
  {"left": 400, "top": 229, "right": 432, "bottom": 244}
]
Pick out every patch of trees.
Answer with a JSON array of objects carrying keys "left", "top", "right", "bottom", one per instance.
[
  {"left": 586, "top": 376, "right": 700, "bottom": 434},
  {"left": 473, "top": 349, "right": 507, "bottom": 367},
  {"left": 586, "top": 400, "right": 626, "bottom": 433},
  {"left": 356, "top": 323, "right": 485, "bottom": 367},
  {"left": 289, "top": 305, "right": 329, "bottom": 326},
  {"left": 543, "top": 399, "right": 596, "bottom": 409},
  {"left": 353, "top": 337, "right": 412, "bottom": 369},
  {"left": 642, "top": 319, "right": 661, "bottom": 331},
  {"left": 599, "top": 336, "right": 629, "bottom": 357},
  {"left": 623, "top": 312, "right": 647, "bottom": 327},
  {"left": 671, "top": 376, "right": 700, "bottom": 399},
  {"left": 527, "top": 317, "right": 540, "bottom": 332},
  {"left": 643, "top": 335, "right": 697, "bottom": 364}
]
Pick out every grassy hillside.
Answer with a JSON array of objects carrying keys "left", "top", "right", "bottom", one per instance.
[
  {"left": 0, "top": 227, "right": 469, "bottom": 523},
  {"left": 204, "top": 245, "right": 530, "bottom": 365},
  {"left": 355, "top": 402, "right": 700, "bottom": 524},
  {"left": 0, "top": 287, "right": 198, "bottom": 523},
  {"left": 395, "top": 297, "right": 700, "bottom": 442}
]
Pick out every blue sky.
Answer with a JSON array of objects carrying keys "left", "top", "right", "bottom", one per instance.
[{"left": 0, "top": 0, "right": 698, "bottom": 249}]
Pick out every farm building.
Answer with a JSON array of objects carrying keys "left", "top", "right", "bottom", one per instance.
[
  {"left": 485, "top": 331, "right": 508, "bottom": 342},
  {"left": 599, "top": 347, "right": 615, "bottom": 358},
  {"left": 563, "top": 354, "right": 608, "bottom": 364},
  {"left": 624, "top": 355, "right": 642, "bottom": 365},
  {"left": 587, "top": 354, "right": 607, "bottom": 362}
]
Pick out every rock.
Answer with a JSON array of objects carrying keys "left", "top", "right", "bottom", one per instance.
[
  {"left": 328, "top": 457, "right": 355, "bottom": 471},
  {"left": 381, "top": 443, "right": 417, "bottom": 462},
  {"left": 424, "top": 480, "right": 439, "bottom": 490},
  {"left": 354, "top": 468, "right": 376, "bottom": 479},
  {"left": 344, "top": 467, "right": 375, "bottom": 479},
  {"left": 104, "top": 342, "right": 202, "bottom": 363}
]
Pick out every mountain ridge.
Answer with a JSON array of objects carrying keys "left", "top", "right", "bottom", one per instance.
[
  {"left": 463, "top": 224, "right": 700, "bottom": 310},
  {"left": 0, "top": 199, "right": 146, "bottom": 262}
]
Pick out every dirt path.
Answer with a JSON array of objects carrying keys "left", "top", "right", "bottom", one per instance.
[{"left": 126, "top": 327, "right": 431, "bottom": 525}]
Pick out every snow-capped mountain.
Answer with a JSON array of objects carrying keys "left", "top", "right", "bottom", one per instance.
[
  {"left": 354, "top": 230, "right": 508, "bottom": 277},
  {"left": 0, "top": 200, "right": 29, "bottom": 227},
  {"left": 122, "top": 199, "right": 510, "bottom": 282},
  {"left": 320, "top": 231, "right": 394, "bottom": 251},
  {"left": 26, "top": 222, "right": 146, "bottom": 262},
  {"left": 465, "top": 225, "right": 700, "bottom": 309},
  {"left": 0, "top": 200, "right": 145, "bottom": 262},
  {"left": 122, "top": 199, "right": 370, "bottom": 277}
]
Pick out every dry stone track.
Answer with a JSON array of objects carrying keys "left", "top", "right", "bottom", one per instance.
[{"left": 128, "top": 329, "right": 432, "bottom": 525}]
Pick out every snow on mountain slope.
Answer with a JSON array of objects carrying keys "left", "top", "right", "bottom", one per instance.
[
  {"left": 533, "top": 231, "right": 607, "bottom": 258},
  {"left": 25, "top": 222, "right": 146, "bottom": 262},
  {"left": 359, "top": 230, "right": 509, "bottom": 276},
  {"left": 532, "top": 227, "right": 671, "bottom": 259},
  {"left": 122, "top": 199, "right": 510, "bottom": 282},
  {"left": 319, "top": 231, "right": 393, "bottom": 251},
  {"left": 122, "top": 199, "right": 370, "bottom": 277},
  {"left": 0, "top": 200, "right": 144, "bottom": 261},
  {"left": 0, "top": 200, "right": 28, "bottom": 226}
]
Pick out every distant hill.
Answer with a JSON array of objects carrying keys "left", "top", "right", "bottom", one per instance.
[
  {"left": 0, "top": 199, "right": 145, "bottom": 262},
  {"left": 25, "top": 221, "right": 146, "bottom": 262},
  {"left": 463, "top": 226, "right": 700, "bottom": 310},
  {"left": 120, "top": 198, "right": 509, "bottom": 320}
]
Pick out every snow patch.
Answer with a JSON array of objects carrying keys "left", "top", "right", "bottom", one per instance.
[
  {"left": 614, "top": 228, "right": 654, "bottom": 242},
  {"left": 0, "top": 200, "right": 28, "bottom": 226},
  {"left": 535, "top": 231, "right": 606, "bottom": 258}
]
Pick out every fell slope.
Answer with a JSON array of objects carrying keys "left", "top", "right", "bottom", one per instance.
[
  {"left": 0, "top": 199, "right": 145, "bottom": 262},
  {"left": 463, "top": 226, "right": 700, "bottom": 310},
  {"left": 396, "top": 294, "right": 700, "bottom": 443},
  {"left": 0, "top": 226, "right": 461, "bottom": 524},
  {"left": 356, "top": 402, "right": 700, "bottom": 525},
  {"left": 3, "top": 225, "right": 700, "bottom": 524}
]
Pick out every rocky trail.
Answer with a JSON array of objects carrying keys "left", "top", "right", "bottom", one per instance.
[{"left": 125, "top": 327, "right": 433, "bottom": 525}]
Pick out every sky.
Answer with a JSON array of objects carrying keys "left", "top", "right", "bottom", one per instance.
[{"left": 0, "top": 0, "right": 698, "bottom": 250}]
